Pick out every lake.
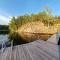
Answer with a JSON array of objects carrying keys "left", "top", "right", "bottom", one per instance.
[
  {"left": 0, "top": 34, "right": 10, "bottom": 49},
  {"left": 0, "top": 34, "right": 9, "bottom": 44}
]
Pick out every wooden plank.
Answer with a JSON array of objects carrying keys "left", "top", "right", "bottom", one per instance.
[{"left": 0, "top": 40, "right": 59, "bottom": 60}]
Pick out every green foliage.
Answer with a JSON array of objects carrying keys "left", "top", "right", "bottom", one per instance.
[
  {"left": 9, "top": 17, "right": 17, "bottom": 33},
  {"left": 9, "top": 11, "right": 60, "bottom": 45},
  {"left": 16, "top": 15, "right": 30, "bottom": 27},
  {"left": 9, "top": 12, "right": 49, "bottom": 33},
  {"left": 9, "top": 11, "right": 60, "bottom": 34}
]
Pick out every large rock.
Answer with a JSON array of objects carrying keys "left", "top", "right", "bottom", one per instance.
[{"left": 17, "top": 21, "right": 57, "bottom": 41}]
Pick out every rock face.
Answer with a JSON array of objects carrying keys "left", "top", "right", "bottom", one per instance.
[
  {"left": 18, "top": 21, "right": 45, "bottom": 33},
  {"left": 18, "top": 21, "right": 57, "bottom": 34},
  {"left": 17, "top": 21, "right": 57, "bottom": 42}
]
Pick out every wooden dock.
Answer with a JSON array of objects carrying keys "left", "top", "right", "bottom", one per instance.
[{"left": 0, "top": 40, "right": 59, "bottom": 60}]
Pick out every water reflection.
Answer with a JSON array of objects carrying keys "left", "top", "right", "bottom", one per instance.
[
  {"left": 9, "top": 32, "right": 28, "bottom": 46},
  {"left": 0, "top": 35, "right": 9, "bottom": 43},
  {"left": 0, "top": 34, "right": 10, "bottom": 49}
]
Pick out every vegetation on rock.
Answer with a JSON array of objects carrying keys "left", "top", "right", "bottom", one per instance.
[{"left": 9, "top": 10, "right": 60, "bottom": 44}]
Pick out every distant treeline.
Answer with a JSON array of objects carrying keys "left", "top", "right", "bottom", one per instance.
[
  {"left": 0, "top": 25, "right": 9, "bottom": 34},
  {"left": 0, "top": 25, "right": 9, "bottom": 30}
]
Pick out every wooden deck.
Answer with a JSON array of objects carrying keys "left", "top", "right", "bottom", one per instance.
[{"left": 0, "top": 40, "right": 59, "bottom": 60}]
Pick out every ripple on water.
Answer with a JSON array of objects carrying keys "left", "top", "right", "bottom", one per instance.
[{"left": 0, "top": 35, "right": 9, "bottom": 44}]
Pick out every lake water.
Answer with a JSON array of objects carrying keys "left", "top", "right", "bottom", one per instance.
[{"left": 0, "top": 35, "right": 9, "bottom": 44}]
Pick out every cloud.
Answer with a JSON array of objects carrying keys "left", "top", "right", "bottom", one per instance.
[
  {"left": 0, "top": 15, "right": 10, "bottom": 25},
  {"left": 0, "top": 10, "right": 11, "bottom": 25}
]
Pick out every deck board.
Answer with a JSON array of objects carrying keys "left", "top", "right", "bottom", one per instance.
[{"left": 0, "top": 40, "right": 59, "bottom": 60}]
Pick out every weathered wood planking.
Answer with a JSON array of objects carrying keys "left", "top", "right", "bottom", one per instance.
[{"left": 0, "top": 40, "right": 59, "bottom": 60}]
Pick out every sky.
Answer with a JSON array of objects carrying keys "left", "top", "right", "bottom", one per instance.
[{"left": 0, "top": 0, "right": 60, "bottom": 25}]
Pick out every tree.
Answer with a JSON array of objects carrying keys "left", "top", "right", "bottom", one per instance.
[
  {"left": 43, "top": 6, "right": 53, "bottom": 27},
  {"left": 9, "top": 17, "right": 17, "bottom": 33}
]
